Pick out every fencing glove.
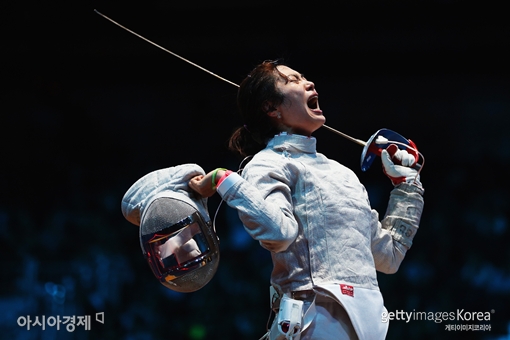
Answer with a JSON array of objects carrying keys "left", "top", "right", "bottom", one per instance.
[{"left": 381, "top": 144, "right": 421, "bottom": 187}]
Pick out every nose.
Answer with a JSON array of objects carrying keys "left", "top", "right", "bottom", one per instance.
[{"left": 305, "top": 80, "right": 315, "bottom": 90}]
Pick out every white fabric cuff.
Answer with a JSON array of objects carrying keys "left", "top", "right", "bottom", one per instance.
[{"left": 217, "top": 172, "right": 242, "bottom": 197}]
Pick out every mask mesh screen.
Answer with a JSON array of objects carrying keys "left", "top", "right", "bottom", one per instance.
[
  {"left": 167, "top": 252, "right": 220, "bottom": 292},
  {"left": 140, "top": 197, "right": 219, "bottom": 293},
  {"left": 141, "top": 198, "right": 196, "bottom": 236}
]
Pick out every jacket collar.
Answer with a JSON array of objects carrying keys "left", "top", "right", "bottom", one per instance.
[{"left": 268, "top": 132, "right": 317, "bottom": 154}]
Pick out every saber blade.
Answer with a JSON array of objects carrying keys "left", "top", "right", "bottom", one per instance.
[
  {"left": 94, "top": 9, "right": 364, "bottom": 145},
  {"left": 321, "top": 125, "right": 366, "bottom": 146},
  {"left": 93, "top": 9, "right": 239, "bottom": 88}
]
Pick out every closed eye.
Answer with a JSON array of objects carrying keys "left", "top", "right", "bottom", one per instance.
[{"left": 288, "top": 73, "right": 306, "bottom": 83}]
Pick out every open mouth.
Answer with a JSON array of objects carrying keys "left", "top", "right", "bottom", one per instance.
[{"left": 307, "top": 96, "right": 319, "bottom": 110}]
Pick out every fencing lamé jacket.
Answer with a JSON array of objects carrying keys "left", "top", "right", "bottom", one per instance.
[{"left": 217, "top": 133, "right": 424, "bottom": 339}]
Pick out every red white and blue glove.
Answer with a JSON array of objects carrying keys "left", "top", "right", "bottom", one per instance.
[{"left": 381, "top": 143, "right": 421, "bottom": 186}]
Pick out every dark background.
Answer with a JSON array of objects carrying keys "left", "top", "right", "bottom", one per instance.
[{"left": 2, "top": 1, "right": 509, "bottom": 339}]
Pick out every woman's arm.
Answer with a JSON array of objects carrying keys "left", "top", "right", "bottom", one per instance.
[
  {"left": 371, "top": 183, "right": 425, "bottom": 274},
  {"left": 190, "top": 159, "right": 300, "bottom": 253}
]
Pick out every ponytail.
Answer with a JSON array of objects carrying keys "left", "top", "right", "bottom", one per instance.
[
  {"left": 228, "top": 60, "right": 286, "bottom": 158},
  {"left": 228, "top": 125, "right": 270, "bottom": 158}
]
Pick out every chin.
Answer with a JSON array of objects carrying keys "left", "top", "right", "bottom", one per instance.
[{"left": 315, "top": 116, "right": 326, "bottom": 127}]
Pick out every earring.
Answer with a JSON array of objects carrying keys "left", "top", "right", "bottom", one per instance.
[{"left": 276, "top": 112, "right": 281, "bottom": 119}]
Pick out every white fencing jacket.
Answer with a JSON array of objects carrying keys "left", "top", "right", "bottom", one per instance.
[{"left": 217, "top": 133, "right": 424, "bottom": 339}]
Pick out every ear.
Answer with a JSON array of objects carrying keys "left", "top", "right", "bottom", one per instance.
[
  {"left": 263, "top": 101, "right": 278, "bottom": 116},
  {"left": 267, "top": 110, "right": 278, "bottom": 118}
]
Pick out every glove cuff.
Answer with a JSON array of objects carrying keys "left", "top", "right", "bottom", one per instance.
[
  {"left": 382, "top": 183, "right": 425, "bottom": 249},
  {"left": 396, "top": 181, "right": 424, "bottom": 195},
  {"left": 381, "top": 219, "right": 418, "bottom": 249}
]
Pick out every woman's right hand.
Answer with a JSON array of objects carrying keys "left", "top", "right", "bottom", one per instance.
[{"left": 189, "top": 169, "right": 227, "bottom": 198}]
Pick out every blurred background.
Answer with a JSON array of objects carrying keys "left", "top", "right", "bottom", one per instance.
[{"left": 2, "top": 1, "right": 509, "bottom": 339}]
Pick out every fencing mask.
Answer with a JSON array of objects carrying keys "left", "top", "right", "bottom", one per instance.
[{"left": 121, "top": 164, "right": 220, "bottom": 292}]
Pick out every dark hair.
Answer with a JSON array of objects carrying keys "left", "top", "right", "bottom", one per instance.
[{"left": 228, "top": 60, "right": 288, "bottom": 158}]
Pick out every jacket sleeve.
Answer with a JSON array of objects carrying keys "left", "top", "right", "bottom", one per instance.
[
  {"left": 371, "top": 183, "right": 425, "bottom": 274},
  {"left": 217, "top": 162, "right": 300, "bottom": 253}
]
